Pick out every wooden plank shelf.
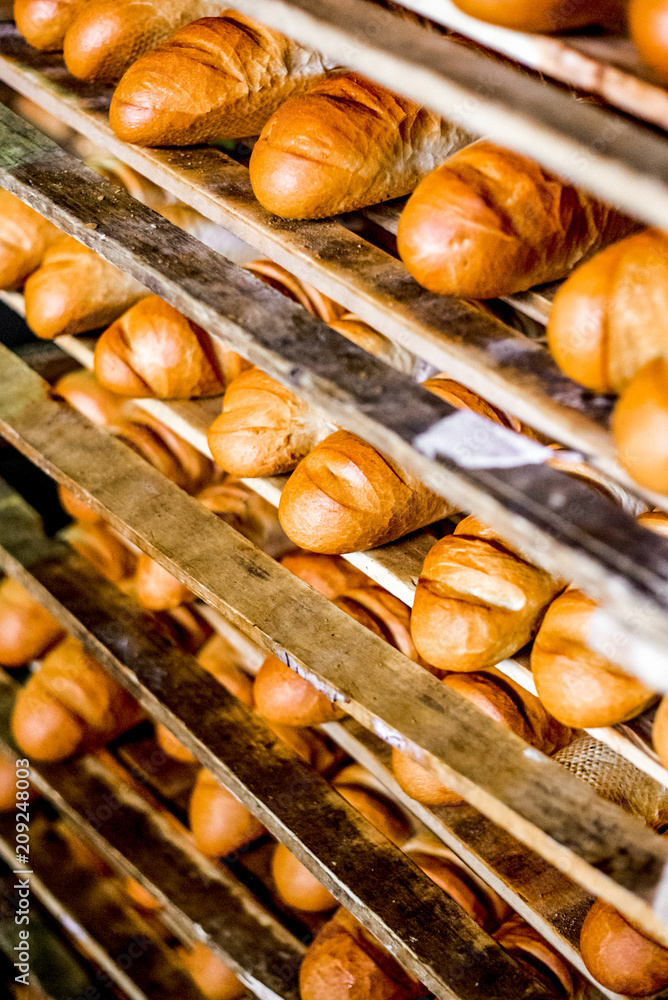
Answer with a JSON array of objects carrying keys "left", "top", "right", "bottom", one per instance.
[
  {"left": 0, "top": 810, "right": 210, "bottom": 1000},
  {"left": 0, "top": 441, "right": 667, "bottom": 964},
  {"left": 0, "top": 682, "right": 301, "bottom": 1000},
  {"left": 2, "top": 110, "right": 668, "bottom": 684}
]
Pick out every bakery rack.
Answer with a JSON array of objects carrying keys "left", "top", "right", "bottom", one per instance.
[{"left": 2, "top": 0, "right": 668, "bottom": 997}]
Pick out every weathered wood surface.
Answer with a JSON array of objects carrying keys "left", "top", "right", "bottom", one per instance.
[
  {"left": 0, "top": 684, "right": 299, "bottom": 1000},
  {"left": 1, "top": 115, "right": 668, "bottom": 669},
  {"left": 0, "top": 811, "right": 209, "bottom": 1000},
  {"left": 1, "top": 457, "right": 668, "bottom": 954}
]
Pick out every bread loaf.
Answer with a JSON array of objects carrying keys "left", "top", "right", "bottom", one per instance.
[
  {"left": 109, "top": 12, "right": 331, "bottom": 146},
  {"left": 278, "top": 430, "right": 453, "bottom": 554},
  {"left": 630, "top": 0, "right": 668, "bottom": 83},
  {"left": 580, "top": 899, "right": 668, "bottom": 996},
  {"left": 333, "top": 587, "right": 422, "bottom": 669},
  {"left": 299, "top": 907, "right": 425, "bottom": 1000},
  {"left": 392, "top": 670, "right": 571, "bottom": 805},
  {"left": 63, "top": 0, "right": 216, "bottom": 82},
  {"left": 24, "top": 235, "right": 147, "bottom": 338},
  {"left": 0, "top": 190, "right": 60, "bottom": 289},
  {"left": 397, "top": 141, "right": 637, "bottom": 299},
  {"left": 547, "top": 229, "right": 668, "bottom": 394},
  {"left": 271, "top": 844, "right": 338, "bottom": 913},
  {"left": 411, "top": 515, "right": 562, "bottom": 673},
  {"left": 612, "top": 358, "right": 668, "bottom": 492},
  {"left": 110, "top": 411, "right": 215, "bottom": 493},
  {"left": 63, "top": 520, "right": 138, "bottom": 586},
  {"left": 245, "top": 259, "right": 346, "bottom": 324},
  {"left": 188, "top": 768, "right": 267, "bottom": 857},
  {"left": 280, "top": 550, "right": 369, "bottom": 599},
  {"left": 0, "top": 752, "right": 34, "bottom": 812},
  {"left": 494, "top": 915, "right": 575, "bottom": 997},
  {"left": 94, "top": 295, "right": 246, "bottom": 399},
  {"left": 250, "top": 71, "right": 470, "bottom": 219},
  {"left": 207, "top": 367, "right": 332, "bottom": 477},
  {"left": 531, "top": 587, "right": 656, "bottom": 728},
  {"left": 0, "top": 577, "right": 65, "bottom": 667},
  {"left": 451, "top": 0, "right": 624, "bottom": 31},
  {"left": 176, "top": 941, "right": 246, "bottom": 1000},
  {"left": 14, "top": 0, "right": 87, "bottom": 50},
  {"left": 12, "top": 635, "right": 143, "bottom": 760},
  {"left": 253, "top": 654, "right": 345, "bottom": 727},
  {"left": 52, "top": 368, "right": 130, "bottom": 427}
]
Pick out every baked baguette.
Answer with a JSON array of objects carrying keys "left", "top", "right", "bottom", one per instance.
[
  {"left": 52, "top": 368, "right": 131, "bottom": 426},
  {"left": 397, "top": 141, "right": 637, "bottom": 299},
  {"left": 110, "top": 411, "right": 215, "bottom": 493},
  {"left": 451, "top": 0, "right": 624, "bottom": 31},
  {"left": 176, "top": 941, "right": 246, "bottom": 1000},
  {"left": 580, "top": 900, "right": 668, "bottom": 996},
  {"left": 0, "top": 190, "right": 60, "bottom": 289},
  {"left": 249, "top": 71, "right": 471, "bottom": 219},
  {"left": 63, "top": 0, "right": 218, "bottom": 82},
  {"left": 280, "top": 550, "right": 369, "bottom": 599},
  {"left": 0, "top": 577, "right": 65, "bottom": 668},
  {"left": 12, "top": 635, "right": 143, "bottom": 760},
  {"left": 494, "top": 915, "right": 575, "bottom": 998},
  {"left": 630, "top": 0, "right": 668, "bottom": 83},
  {"left": 14, "top": 0, "right": 87, "bottom": 50},
  {"left": 94, "top": 295, "right": 246, "bottom": 399},
  {"left": 63, "top": 520, "right": 138, "bottom": 586},
  {"left": 392, "top": 670, "right": 571, "bottom": 805},
  {"left": 24, "top": 235, "right": 147, "bottom": 338},
  {"left": 612, "top": 358, "right": 668, "bottom": 492},
  {"left": 109, "top": 12, "right": 331, "bottom": 146}
]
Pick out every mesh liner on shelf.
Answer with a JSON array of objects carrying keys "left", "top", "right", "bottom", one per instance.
[{"left": 553, "top": 735, "right": 668, "bottom": 832}]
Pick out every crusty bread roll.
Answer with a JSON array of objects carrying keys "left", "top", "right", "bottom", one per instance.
[
  {"left": 109, "top": 12, "right": 331, "bottom": 146},
  {"left": 0, "top": 190, "right": 60, "bottom": 289},
  {"left": 333, "top": 587, "right": 421, "bottom": 670},
  {"left": 110, "top": 411, "right": 215, "bottom": 493},
  {"left": 177, "top": 941, "right": 246, "bottom": 1000},
  {"left": 94, "top": 295, "right": 245, "bottom": 399},
  {"left": 451, "top": 0, "right": 624, "bottom": 31},
  {"left": 24, "top": 235, "right": 147, "bottom": 338},
  {"left": 281, "top": 550, "right": 369, "bottom": 599},
  {"left": 58, "top": 485, "right": 104, "bottom": 523},
  {"left": 547, "top": 229, "right": 668, "bottom": 394},
  {"left": 299, "top": 907, "right": 425, "bottom": 1000},
  {"left": 630, "top": 0, "right": 668, "bottom": 83},
  {"left": 63, "top": 520, "right": 137, "bottom": 586},
  {"left": 52, "top": 368, "right": 130, "bottom": 426},
  {"left": 612, "top": 357, "right": 668, "bottom": 493},
  {"left": 392, "top": 670, "right": 571, "bottom": 805},
  {"left": 531, "top": 587, "right": 656, "bottom": 728},
  {"left": 272, "top": 844, "right": 338, "bottom": 913},
  {"left": 494, "top": 915, "right": 575, "bottom": 997},
  {"left": 0, "top": 751, "right": 34, "bottom": 812},
  {"left": 411, "top": 515, "right": 562, "bottom": 673},
  {"left": 580, "top": 899, "right": 668, "bottom": 996},
  {"left": 14, "top": 0, "right": 87, "bottom": 50},
  {"left": 207, "top": 367, "right": 332, "bottom": 477},
  {"left": 333, "top": 764, "right": 411, "bottom": 847},
  {"left": 278, "top": 430, "right": 453, "bottom": 554},
  {"left": 188, "top": 769, "right": 266, "bottom": 857},
  {"left": 0, "top": 577, "right": 65, "bottom": 667},
  {"left": 249, "top": 71, "right": 470, "bottom": 219},
  {"left": 397, "top": 141, "right": 637, "bottom": 300},
  {"left": 253, "top": 654, "right": 345, "bottom": 727},
  {"left": 245, "top": 259, "right": 345, "bottom": 324},
  {"left": 63, "top": 0, "right": 215, "bottom": 82},
  {"left": 11, "top": 635, "right": 143, "bottom": 760},
  {"left": 653, "top": 695, "right": 668, "bottom": 770}
]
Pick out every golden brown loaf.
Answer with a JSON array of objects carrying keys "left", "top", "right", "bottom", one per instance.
[
  {"left": 280, "top": 550, "right": 369, "bottom": 599},
  {"left": 332, "top": 587, "right": 421, "bottom": 669},
  {"left": 531, "top": 587, "right": 656, "bottom": 728},
  {"left": 411, "top": 515, "right": 562, "bottom": 673},
  {"left": 271, "top": 844, "right": 338, "bottom": 913},
  {"left": 494, "top": 915, "right": 575, "bottom": 997},
  {"left": 58, "top": 485, "right": 104, "bottom": 523},
  {"left": 207, "top": 367, "right": 332, "bottom": 478},
  {"left": 176, "top": 941, "right": 246, "bottom": 1000},
  {"left": 0, "top": 752, "right": 33, "bottom": 812},
  {"left": 249, "top": 71, "right": 470, "bottom": 219},
  {"left": 580, "top": 899, "right": 668, "bottom": 996},
  {"left": 24, "top": 235, "right": 147, "bottom": 338},
  {"left": 630, "top": 0, "right": 668, "bottom": 84},
  {"left": 52, "top": 368, "right": 130, "bottom": 427},
  {"left": 63, "top": 0, "right": 215, "bottom": 82},
  {"left": 612, "top": 357, "right": 668, "bottom": 493},
  {"left": 547, "top": 228, "right": 668, "bottom": 394},
  {"left": 0, "top": 190, "right": 60, "bottom": 289},
  {"left": 188, "top": 769, "right": 267, "bottom": 857},
  {"left": 451, "top": 0, "right": 624, "bottom": 31},
  {"left": 14, "top": 0, "right": 87, "bottom": 50},
  {"left": 11, "top": 635, "right": 143, "bottom": 760},
  {"left": 0, "top": 577, "right": 65, "bottom": 667},
  {"left": 299, "top": 907, "right": 424, "bottom": 1000},
  {"left": 278, "top": 429, "right": 454, "bottom": 554},
  {"left": 253, "top": 654, "right": 345, "bottom": 727},
  {"left": 392, "top": 670, "right": 571, "bottom": 805},
  {"left": 94, "top": 295, "right": 246, "bottom": 399},
  {"left": 110, "top": 411, "right": 215, "bottom": 493},
  {"left": 63, "top": 520, "right": 138, "bottom": 586},
  {"left": 653, "top": 696, "right": 668, "bottom": 770},
  {"left": 396, "top": 141, "right": 637, "bottom": 300},
  {"left": 109, "top": 12, "right": 331, "bottom": 146},
  {"left": 245, "top": 259, "right": 346, "bottom": 324}
]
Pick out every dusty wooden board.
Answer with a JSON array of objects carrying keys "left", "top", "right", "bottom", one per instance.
[
  {"left": 0, "top": 28, "right": 627, "bottom": 454},
  {"left": 1, "top": 454, "right": 668, "bottom": 954},
  {"left": 2, "top": 117, "right": 668, "bottom": 669},
  {"left": 0, "top": 686, "right": 298, "bottom": 1000},
  {"left": 0, "top": 812, "right": 209, "bottom": 1000},
  {"left": 0, "top": 497, "right": 563, "bottom": 1000}
]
